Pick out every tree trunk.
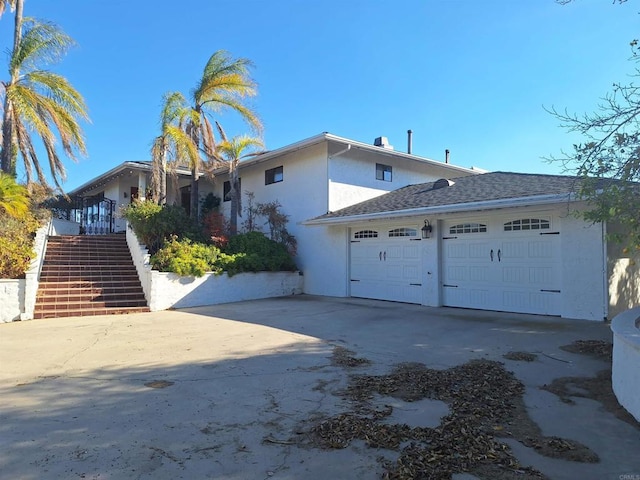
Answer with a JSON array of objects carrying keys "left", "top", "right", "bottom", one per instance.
[
  {"left": 1, "top": 0, "right": 22, "bottom": 175},
  {"left": 160, "top": 148, "right": 167, "bottom": 205},
  {"left": 229, "top": 181, "right": 238, "bottom": 235},
  {"left": 190, "top": 166, "right": 199, "bottom": 219},
  {"left": 1, "top": 101, "right": 15, "bottom": 175}
]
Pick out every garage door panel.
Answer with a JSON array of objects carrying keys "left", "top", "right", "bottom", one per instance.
[
  {"left": 349, "top": 226, "right": 422, "bottom": 304},
  {"left": 442, "top": 215, "right": 561, "bottom": 316},
  {"left": 528, "top": 266, "right": 554, "bottom": 284},
  {"left": 468, "top": 243, "right": 490, "bottom": 259},
  {"left": 469, "top": 266, "right": 489, "bottom": 282},
  {"left": 403, "top": 265, "right": 420, "bottom": 282},
  {"left": 446, "top": 265, "right": 467, "bottom": 282},
  {"left": 502, "top": 266, "right": 528, "bottom": 283},
  {"left": 528, "top": 240, "right": 553, "bottom": 258}
]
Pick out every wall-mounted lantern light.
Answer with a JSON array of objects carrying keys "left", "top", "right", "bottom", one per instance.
[
  {"left": 123, "top": 192, "right": 128, "bottom": 198},
  {"left": 421, "top": 219, "right": 433, "bottom": 239}
]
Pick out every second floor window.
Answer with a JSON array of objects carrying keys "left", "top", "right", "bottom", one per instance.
[
  {"left": 223, "top": 179, "right": 241, "bottom": 202},
  {"left": 376, "top": 163, "right": 392, "bottom": 182},
  {"left": 265, "top": 166, "right": 283, "bottom": 185}
]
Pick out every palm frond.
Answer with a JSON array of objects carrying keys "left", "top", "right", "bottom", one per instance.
[{"left": 11, "top": 19, "right": 75, "bottom": 73}]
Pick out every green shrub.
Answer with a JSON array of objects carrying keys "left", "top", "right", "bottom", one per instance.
[
  {"left": 151, "top": 237, "right": 224, "bottom": 277},
  {"left": 0, "top": 213, "right": 39, "bottom": 279},
  {"left": 225, "top": 231, "right": 297, "bottom": 272},
  {"left": 149, "top": 231, "right": 297, "bottom": 278},
  {"left": 121, "top": 201, "right": 199, "bottom": 253}
]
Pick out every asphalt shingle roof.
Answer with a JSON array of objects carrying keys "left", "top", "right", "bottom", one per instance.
[{"left": 317, "top": 171, "right": 586, "bottom": 220}]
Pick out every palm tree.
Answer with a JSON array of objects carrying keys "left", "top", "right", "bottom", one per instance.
[
  {"left": 217, "top": 135, "right": 264, "bottom": 235},
  {"left": 1, "top": 9, "right": 89, "bottom": 191},
  {"left": 150, "top": 92, "right": 198, "bottom": 205},
  {"left": 0, "top": 171, "right": 29, "bottom": 219},
  {"left": 184, "top": 50, "right": 262, "bottom": 219}
]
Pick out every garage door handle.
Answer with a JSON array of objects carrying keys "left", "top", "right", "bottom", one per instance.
[
  {"left": 490, "top": 249, "right": 494, "bottom": 262},
  {"left": 379, "top": 251, "right": 382, "bottom": 261},
  {"left": 498, "top": 249, "right": 501, "bottom": 262},
  {"left": 383, "top": 251, "right": 386, "bottom": 261}
]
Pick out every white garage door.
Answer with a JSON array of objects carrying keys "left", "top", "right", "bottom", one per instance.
[
  {"left": 442, "top": 216, "right": 561, "bottom": 315},
  {"left": 350, "top": 225, "right": 422, "bottom": 304}
]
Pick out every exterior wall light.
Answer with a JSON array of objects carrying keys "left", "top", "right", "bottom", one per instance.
[{"left": 421, "top": 219, "right": 433, "bottom": 239}]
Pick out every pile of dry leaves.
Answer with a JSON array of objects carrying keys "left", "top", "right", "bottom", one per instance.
[{"left": 302, "top": 347, "right": 599, "bottom": 480}]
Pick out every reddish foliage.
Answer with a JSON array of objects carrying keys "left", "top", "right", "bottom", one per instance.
[{"left": 202, "top": 212, "right": 229, "bottom": 248}]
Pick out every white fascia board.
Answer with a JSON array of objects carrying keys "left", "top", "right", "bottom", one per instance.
[
  {"left": 211, "top": 133, "right": 331, "bottom": 175},
  {"left": 322, "top": 133, "right": 478, "bottom": 176},
  {"left": 213, "top": 132, "right": 479, "bottom": 176},
  {"left": 302, "top": 193, "right": 575, "bottom": 226},
  {"left": 67, "top": 161, "right": 190, "bottom": 196}
]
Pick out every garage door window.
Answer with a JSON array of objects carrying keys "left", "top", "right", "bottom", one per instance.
[
  {"left": 449, "top": 223, "right": 487, "bottom": 234},
  {"left": 389, "top": 227, "right": 417, "bottom": 237},
  {"left": 504, "top": 218, "right": 550, "bottom": 231},
  {"left": 354, "top": 230, "right": 378, "bottom": 239}
]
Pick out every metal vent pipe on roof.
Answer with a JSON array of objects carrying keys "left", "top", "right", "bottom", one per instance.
[
  {"left": 445, "top": 149, "right": 450, "bottom": 164},
  {"left": 407, "top": 129, "right": 413, "bottom": 154}
]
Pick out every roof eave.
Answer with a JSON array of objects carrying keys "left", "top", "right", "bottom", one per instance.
[
  {"left": 214, "top": 132, "right": 477, "bottom": 176},
  {"left": 302, "top": 192, "right": 576, "bottom": 226}
]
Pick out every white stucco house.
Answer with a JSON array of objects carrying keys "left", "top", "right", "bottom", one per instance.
[{"left": 65, "top": 132, "right": 639, "bottom": 321}]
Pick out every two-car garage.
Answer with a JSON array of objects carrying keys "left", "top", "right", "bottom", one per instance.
[
  {"left": 349, "top": 213, "right": 563, "bottom": 316},
  {"left": 309, "top": 172, "right": 621, "bottom": 321}
]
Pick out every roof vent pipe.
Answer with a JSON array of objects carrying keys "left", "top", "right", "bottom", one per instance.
[
  {"left": 407, "top": 129, "right": 413, "bottom": 154},
  {"left": 445, "top": 149, "right": 450, "bottom": 164}
]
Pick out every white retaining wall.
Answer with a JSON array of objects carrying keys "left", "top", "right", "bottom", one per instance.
[
  {"left": 611, "top": 307, "right": 640, "bottom": 423},
  {"left": 126, "top": 224, "right": 303, "bottom": 311},
  {"left": 0, "top": 222, "right": 49, "bottom": 322},
  {"left": 51, "top": 218, "right": 80, "bottom": 235},
  {"left": 0, "top": 280, "right": 25, "bottom": 323}
]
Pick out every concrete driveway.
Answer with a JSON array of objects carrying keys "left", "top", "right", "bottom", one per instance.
[{"left": 0, "top": 295, "right": 638, "bottom": 480}]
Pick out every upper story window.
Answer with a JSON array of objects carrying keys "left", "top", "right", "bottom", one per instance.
[
  {"left": 265, "top": 166, "right": 283, "bottom": 185},
  {"left": 354, "top": 230, "right": 378, "bottom": 239},
  {"left": 388, "top": 227, "right": 418, "bottom": 237},
  {"left": 504, "top": 218, "right": 550, "bottom": 231},
  {"left": 376, "top": 163, "right": 392, "bottom": 182},
  {"left": 223, "top": 179, "right": 241, "bottom": 202},
  {"left": 449, "top": 223, "right": 487, "bottom": 234}
]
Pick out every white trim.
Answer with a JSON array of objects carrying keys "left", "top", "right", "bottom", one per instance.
[
  {"left": 302, "top": 192, "right": 575, "bottom": 226},
  {"left": 208, "top": 132, "right": 477, "bottom": 176}
]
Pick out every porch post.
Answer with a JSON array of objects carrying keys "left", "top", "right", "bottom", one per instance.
[{"left": 138, "top": 172, "right": 147, "bottom": 201}]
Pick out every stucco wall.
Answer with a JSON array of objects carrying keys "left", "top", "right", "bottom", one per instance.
[
  {"left": 147, "top": 270, "right": 303, "bottom": 311},
  {"left": 607, "top": 221, "right": 640, "bottom": 319},
  {"left": 611, "top": 307, "right": 640, "bottom": 422},
  {"left": 0, "top": 280, "right": 25, "bottom": 323},
  {"left": 51, "top": 218, "right": 80, "bottom": 235}
]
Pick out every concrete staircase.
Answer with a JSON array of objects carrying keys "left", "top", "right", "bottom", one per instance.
[{"left": 34, "top": 234, "right": 149, "bottom": 319}]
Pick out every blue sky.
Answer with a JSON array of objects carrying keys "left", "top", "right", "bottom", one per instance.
[{"left": 2, "top": 0, "right": 638, "bottom": 191}]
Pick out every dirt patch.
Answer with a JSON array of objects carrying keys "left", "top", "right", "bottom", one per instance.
[
  {"left": 302, "top": 360, "right": 598, "bottom": 480},
  {"left": 559, "top": 340, "right": 612, "bottom": 361},
  {"left": 544, "top": 339, "right": 639, "bottom": 429},
  {"left": 542, "top": 370, "right": 640, "bottom": 429},
  {"left": 503, "top": 351, "right": 538, "bottom": 362},
  {"left": 144, "top": 380, "right": 174, "bottom": 389},
  {"left": 331, "top": 346, "right": 372, "bottom": 368}
]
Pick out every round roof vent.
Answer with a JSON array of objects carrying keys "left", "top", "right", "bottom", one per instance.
[{"left": 433, "top": 178, "right": 455, "bottom": 189}]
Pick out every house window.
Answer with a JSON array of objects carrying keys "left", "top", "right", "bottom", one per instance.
[
  {"left": 265, "top": 166, "right": 283, "bottom": 185},
  {"left": 388, "top": 228, "right": 417, "bottom": 237},
  {"left": 354, "top": 230, "right": 378, "bottom": 239},
  {"left": 449, "top": 223, "right": 487, "bottom": 234},
  {"left": 504, "top": 218, "right": 550, "bottom": 231},
  {"left": 376, "top": 163, "right": 392, "bottom": 182},
  {"left": 223, "top": 179, "right": 241, "bottom": 202}
]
